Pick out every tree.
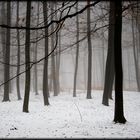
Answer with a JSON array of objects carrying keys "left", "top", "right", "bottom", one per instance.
[
  {"left": 102, "top": 1, "right": 115, "bottom": 106},
  {"left": 131, "top": 4, "right": 140, "bottom": 92},
  {"left": 33, "top": 2, "right": 39, "bottom": 95},
  {"left": 113, "top": 0, "right": 127, "bottom": 124},
  {"left": 50, "top": 2, "right": 58, "bottom": 96},
  {"left": 3, "top": 2, "right": 11, "bottom": 102},
  {"left": 73, "top": 2, "right": 79, "bottom": 97},
  {"left": 87, "top": 0, "right": 92, "bottom": 99},
  {"left": 23, "top": 1, "right": 31, "bottom": 112},
  {"left": 55, "top": 3, "right": 60, "bottom": 95},
  {"left": 16, "top": 1, "right": 22, "bottom": 100},
  {"left": 42, "top": 1, "right": 50, "bottom": 105}
]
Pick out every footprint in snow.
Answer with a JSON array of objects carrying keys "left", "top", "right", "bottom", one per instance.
[{"left": 10, "top": 127, "right": 17, "bottom": 130}]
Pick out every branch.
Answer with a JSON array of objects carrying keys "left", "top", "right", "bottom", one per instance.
[{"left": 0, "top": 1, "right": 100, "bottom": 30}]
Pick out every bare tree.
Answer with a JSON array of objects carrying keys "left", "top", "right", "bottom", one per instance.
[
  {"left": 33, "top": 2, "right": 39, "bottom": 95},
  {"left": 42, "top": 1, "right": 50, "bottom": 105},
  {"left": 23, "top": 1, "right": 31, "bottom": 112},
  {"left": 87, "top": 0, "right": 92, "bottom": 99},
  {"left": 50, "top": 2, "right": 58, "bottom": 96},
  {"left": 3, "top": 2, "right": 11, "bottom": 102},
  {"left": 102, "top": 1, "right": 115, "bottom": 106},
  {"left": 73, "top": 2, "right": 79, "bottom": 97},
  {"left": 113, "top": 0, "right": 126, "bottom": 124},
  {"left": 16, "top": 1, "right": 22, "bottom": 100}
]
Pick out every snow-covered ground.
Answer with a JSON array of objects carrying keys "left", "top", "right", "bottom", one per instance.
[{"left": 0, "top": 90, "right": 140, "bottom": 138}]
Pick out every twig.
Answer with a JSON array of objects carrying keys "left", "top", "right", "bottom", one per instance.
[{"left": 73, "top": 101, "right": 82, "bottom": 122}]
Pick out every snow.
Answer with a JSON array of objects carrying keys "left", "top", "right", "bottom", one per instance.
[{"left": 0, "top": 90, "right": 140, "bottom": 138}]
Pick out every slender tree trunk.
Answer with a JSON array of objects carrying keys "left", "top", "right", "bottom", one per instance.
[
  {"left": 131, "top": 14, "right": 140, "bottom": 92},
  {"left": 102, "top": 1, "right": 115, "bottom": 106},
  {"left": 51, "top": 2, "right": 58, "bottom": 96},
  {"left": 34, "top": 2, "right": 39, "bottom": 95},
  {"left": 1, "top": 2, "right": 6, "bottom": 93},
  {"left": 87, "top": 0, "right": 92, "bottom": 99},
  {"left": 16, "top": 1, "right": 22, "bottom": 100},
  {"left": 73, "top": 2, "right": 79, "bottom": 97},
  {"left": 55, "top": 3, "right": 60, "bottom": 95},
  {"left": 1, "top": 2, "right": 6, "bottom": 59},
  {"left": 43, "top": 1, "right": 49, "bottom": 105},
  {"left": 23, "top": 1, "right": 31, "bottom": 113},
  {"left": 3, "top": 2, "right": 11, "bottom": 102},
  {"left": 113, "top": 0, "right": 126, "bottom": 124},
  {"left": 56, "top": 30, "right": 61, "bottom": 94}
]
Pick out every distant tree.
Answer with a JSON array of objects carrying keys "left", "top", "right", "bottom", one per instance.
[
  {"left": 33, "top": 2, "right": 39, "bottom": 95},
  {"left": 16, "top": 1, "right": 22, "bottom": 100},
  {"left": 50, "top": 2, "right": 58, "bottom": 96},
  {"left": 1, "top": 2, "right": 6, "bottom": 61},
  {"left": 3, "top": 2, "right": 11, "bottom": 102},
  {"left": 23, "top": 1, "right": 31, "bottom": 112},
  {"left": 0, "top": 2, "right": 6, "bottom": 94},
  {"left": 73, "top": 2, "right": 79, "bottom": 97},
  {"left": 131, "top": 3, "right": 140, "bottom": 92},
  {"left": 42, "top": 1, "right": 50, "bottom": 105},
  {"left": 55, "top": 3, "right": 60, "bottom": 95},
  {"left": 102, "top": 1, "right": 115, "bottom": 106},
  {"left": 87, "top": 0, "right": 92, "bottom": 99},
  {"left": 113, "top": 0, "right": 126, "bottom": 123}
]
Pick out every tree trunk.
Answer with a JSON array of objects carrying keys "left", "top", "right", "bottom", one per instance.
[
  {"left": 34, "top": 2, "right": 39, "bottom": 95},
  {"left": 51, "top": 2, "right": 58, "bottom": 96},
  {"left": 3, "top": 2, "right": 11, "bottom": 102},
  {"left": 102, "top": 1, "right": 115, "bottom": 106},
  {"left": 1, "top": 2, "right": 6, "bottom": 59},
  {"left": 131, "top": 14, "right": 140, "bottom": 92},
  {"left": 43, "top": 1, "right": 50, "bottom": 105},
  {"left": 113, "top": 0, "right": 126, "bottom": 124},
  {"left": 23, "top": 1, "right": 31, "bottom": 113},
  {"left": 86, "top": 0, "right": 92, "bottom": 99},
  {"left": 55, "top": 3, "right": 60, "bottom": 95},
  {"left": 56, "top": 30, "right": 61, "bottom": 94},
  {"left": 73, "top": 2, "right": 79, "bottom": 97},
  {"left": 16, "top": 1, "right": 22, "bottom": 100},
  {"left": 1, "top": 2, "right": 6, "bottom": 92}
]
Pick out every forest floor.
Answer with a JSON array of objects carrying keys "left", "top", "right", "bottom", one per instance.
[{"left": 0, "top": 90, "right": 140, "bottom": 138}]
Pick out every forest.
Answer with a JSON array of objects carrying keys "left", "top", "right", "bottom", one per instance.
[{"left": 0, "top": 0, "right": 140, "bottom": 138}]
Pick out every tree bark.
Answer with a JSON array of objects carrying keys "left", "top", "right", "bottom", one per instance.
[
  {"left": 16, "top": 1, "right": 22, "bottom": 100},
  {"left": 43, "top": 1, "right": 50, "bottom": 105},
  {"left": 87, "top": 0, "right": 92, "bottom": 99},
  {"left": 102, "top": 1, "right": 115, "bottom": 106},
  {"left": 3, "top": 2, "right": 11, "bottom": 102},
  {"left": 73, "top": 2, "right": 79, "bottom": 97},
  {"left": 23, "top": 1, "right": 31, "bottom": 113},
  {"left": 113, "top": 0, "right": 126, "bottom": 124},
  {"left": 55, "top": 3, "right": 60, "bottom": 95},
  {"left": 34, "top": 2, "right": 39, "bottom": 95},
  {"left": 51, "top": 2, "right": 58, "bottom": 96}
]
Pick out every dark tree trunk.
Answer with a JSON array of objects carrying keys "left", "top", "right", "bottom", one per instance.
[
  {"left": 16, "top": 1, "right": 22, "bottom": 100},
  {"left": 73, "top": 2, "right": 79, "bottom": 97},
  {"left": 3, "top": 2, "right": 11, "bottom": 102},
  {"left": 113, "top": 1, "right": 126, "bottom": 124},
  {"left": 87, "top": 0, "right": 92, "bottom": 99},
  {"left": 23, "top": 1, "right": 31, "bottom": 113},
  {"left": 102, "top": 1, "right": 115, "bottom": 106},
  {"left": 43, "top": 1, "right": 49, "bottom": 105}
]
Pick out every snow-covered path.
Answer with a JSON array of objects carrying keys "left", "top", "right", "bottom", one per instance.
[{"left": 0, "top": 90, "right": 140, "bottom": 138}]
